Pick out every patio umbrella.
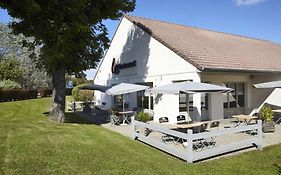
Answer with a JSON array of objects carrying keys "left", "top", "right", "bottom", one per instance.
[
  {"left": 151, "top": 81, "right": 233, "bottom": 121},
  {"left": 150, "top": 81, "right": 232, "bottom": 94},
  {"left": 79, "top": 84, "right": 110, "bottom": 93},
  {"left": 105, "top": 83, "right": 149, "bottom": 95},
  {"left": 105, "top": 83, "right": 150, "bottom": 111},
  {"left": 251, "top": 81, "right": 281, "bottom": 116},
  {"left": 253, "top": 80, "right": 281, "bottom": 88}
]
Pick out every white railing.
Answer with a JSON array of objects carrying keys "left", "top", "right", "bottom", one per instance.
[{"left": 131, "top": 117, "right": 263, "bottom": 163}]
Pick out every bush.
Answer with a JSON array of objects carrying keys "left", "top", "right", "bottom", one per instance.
[
  {"left": 0, "top": 79, "right": 21, "bottom": 89},
  {"left": 261, "top": 106, "right": 274, "bottom": 122},
  {"left": 0, "top": 89, "right": 38, "bottom": 102},
  {"left": 135, "top": 112, "right": 152, "bottom": 123},
  {"left": 72, "top": 84, "right": 94, "bottom": 102}
]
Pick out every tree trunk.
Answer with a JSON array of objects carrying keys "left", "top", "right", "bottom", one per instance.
[{"left": 49, "top": 66, "right": 66, "bottom": 122}]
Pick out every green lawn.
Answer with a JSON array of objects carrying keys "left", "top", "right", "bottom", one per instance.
[{"left": 0, "top": 98, "right": 280, "bottom": 175}]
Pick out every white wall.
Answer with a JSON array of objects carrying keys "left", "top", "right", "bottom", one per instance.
[
  {"left": 94, "top": 17, "right": 200, "bottom": 123},
  {"left": 202, "top": 73, "right": 281, "bottom": 119}
]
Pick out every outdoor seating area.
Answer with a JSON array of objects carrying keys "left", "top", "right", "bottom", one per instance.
[
  {"left": 77, "top": 80, "right": 281, "bottom": 162},
  {"left": 97, "top": 110, "right": 281, "bottom": 162}
]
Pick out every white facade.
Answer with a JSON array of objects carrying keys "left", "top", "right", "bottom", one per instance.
[{"left": 94, "top": 17, "right": 281, "bottom": 123}]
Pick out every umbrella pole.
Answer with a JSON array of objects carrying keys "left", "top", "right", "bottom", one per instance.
[
  {"left": 148, "top": 93, "right": 151, "bottom": 110},
  {"left": 186, "top": 93, "right": 189, "bottom": 123},
  {"left": 123, "top": 94, "right": 125, "bottom": 112}
]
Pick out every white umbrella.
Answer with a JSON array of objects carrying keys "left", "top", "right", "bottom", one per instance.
[
  {"left": 106, "top": 83, "right": 149, "bottom": 95},
  {"left": 251, "top": 81, "right": 281, "bottom": 116},
  {"left": 253, "top": 80, "right": 281, "bottom": 88},
  {"left": 106, "top": 83, "right": 150, "bottom": 111},
  {"left": 151, "top": 81, "right": 232, "bottom": 94},
  {"left": 151, "top": 81, "right": 233, "bottom": 122}
]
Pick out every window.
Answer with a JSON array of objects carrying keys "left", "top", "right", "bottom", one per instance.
[
  {"left": 176, "top": 80, "right": 209, "bottom": 112},
  {"left": 179, "top": 93, "right": 193, "bottom": 112},
  {"left": 137, "top": 82, "right": 153, "bottom": 109},
  {"left": 179, "top": 93, "right": 208, "bottom": 112},
  {"left": 223, "top": 83, "right": 245, "bottom": 108}
]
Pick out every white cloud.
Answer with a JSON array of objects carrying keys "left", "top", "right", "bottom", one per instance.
[{"left": 234, "top": 0, "right": 267, "bottom": 6}]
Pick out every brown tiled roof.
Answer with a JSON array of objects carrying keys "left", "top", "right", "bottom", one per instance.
[{"left": 125, "top": 15, "right": 281, "bottom": 73}]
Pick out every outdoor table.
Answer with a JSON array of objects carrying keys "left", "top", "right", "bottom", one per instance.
[
  {"left": 175, "top": 122, "right": 205, "bottom": 129},
  {"left": 118, "top": 111, "right": 134, "bottom": 125},
  {"left": 232, "top": 115, "right": 258, "bottom": 126}
]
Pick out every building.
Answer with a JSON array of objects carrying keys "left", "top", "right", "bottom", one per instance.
[{"left": 93, "top": 15, "right": 281, "bottom": 123}]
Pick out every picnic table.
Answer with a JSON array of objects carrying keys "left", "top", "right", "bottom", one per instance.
[{"left": 232, "top": 115, "right": 258, "bottom": 126}]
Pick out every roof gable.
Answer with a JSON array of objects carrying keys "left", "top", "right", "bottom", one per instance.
[{"left": 125, "top": 15, "right": 281, "bottom": 73}]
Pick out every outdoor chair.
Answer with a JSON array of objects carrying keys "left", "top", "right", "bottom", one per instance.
[
  {"left": 193, "top": 123, "right": 216, "bottom": 150},
  {"left": 199, "top": 123, "right": 208, "bottom": 133},
  {"left": 209, "top": 121, "right": 220, "bottom": 130},
  {"left": 206, "top": 121, "right": 220, "bottom": 147},
  {"left": 159, "top": 117, "right": 175, "bottom": 144},
  {"left": 110, "top": 110, "right": 121, "bottom": 125},
  {"left": 159, "top": 117, "right": 169, "bottom": 123},
  {"left": 111, "top": 115, "right": 121, "bottom": 125},
  {"left": 176, "top": 115, "right": 186, "bottom": 124}
]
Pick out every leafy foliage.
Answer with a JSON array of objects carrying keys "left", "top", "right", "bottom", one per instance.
[
  {"left": 66, "top": 75, "right": 92, "bottom": 87},
  {"left": 0, "top": 57, "right": 24, "bottom": 82},
  {"left": 72, "top": 84, "right": 94, "bottom": 102},
  {"left": 0, "top": 0, "right": 136, "bottom": 75},
  {"left": 0, "top": 79, "right": 21, "bottom": 89},
  {"left": 0, "top": 24, "right": 51, "bottom": 88},
  {"left": 261, "top": 106, "right": 274, "bottom": 122},
  {"left": 135, "top": 111, "right": 152, "bottom": 123}
]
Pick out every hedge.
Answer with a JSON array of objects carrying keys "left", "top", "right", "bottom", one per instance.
[
  {"left": 0, "top": 88, "right": 75, "bottom": 102},
  {"left": 0, "top": 89, "right": 38, "bottom": 102}
]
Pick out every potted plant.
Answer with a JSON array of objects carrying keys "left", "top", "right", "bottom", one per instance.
[
  {"left": 260, "top": 106, "right": 275, "bottom": 133},
  {"left": 135, "top": 111, "right": 152, "bottom": 123},
  {"left": 135, "top": 111, "right": 153, "bottom": 136}
]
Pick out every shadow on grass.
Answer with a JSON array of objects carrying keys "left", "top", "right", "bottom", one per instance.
[
  {"left": 42, "top": 108, "right": 111, "bottom": 125},
  {"left": 42, "top": 111, "right": 98, "bottom": 124},
  {"left": 65, "top": 112, "right": 96, "bottom": 124}
]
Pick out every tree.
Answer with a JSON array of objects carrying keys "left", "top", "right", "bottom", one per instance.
[
  {"left": 0, "top": 23, "right": 52, "bottom": 88},
  {"left": 0, "top": 57, "right": 25, "bottom": 82},
  {"left": 0, "top": 0, "right": 136, "bottom": 122}
]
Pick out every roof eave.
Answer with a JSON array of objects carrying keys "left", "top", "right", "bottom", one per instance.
[{"left": 202, "top": 67, "right": 281, "bottom": 74}]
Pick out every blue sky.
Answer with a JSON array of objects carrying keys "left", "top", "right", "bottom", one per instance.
[{"left": 1, "top": 0, "right": 281, "bottom": 79}]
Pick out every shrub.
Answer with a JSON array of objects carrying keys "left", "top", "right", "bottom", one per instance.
[
  {"left": 135, "top": 112, "right": 152, "bottom": 123},
  {"left": 72, "top": 84, "right": 94, "bottom": 102},
  {"left": 0, "top": 79, "right": 21, "bottom": 89},
  {"left": 261, "top": 106, "right": 274, "bottom": 122},
  {"left": 0, "top": 89, "right": 38, "bottom": 102}
]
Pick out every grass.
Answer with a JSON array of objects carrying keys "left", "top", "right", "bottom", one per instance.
[{"left": 0, "top": 98, "right": 280, "bottom": 175}]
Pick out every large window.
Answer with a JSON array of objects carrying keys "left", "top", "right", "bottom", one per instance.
[
  {"left": 176, "top": 80, "right": 208, "bottom": 112},
  {"left": 179, "top": 93, "right": 208, "bottom": 112},
  {"left": 137, "top": 82, "right": 153, "bottom": 109},
  {"left": 224, "top": 83, "right": 245, "bottom": 108}
]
